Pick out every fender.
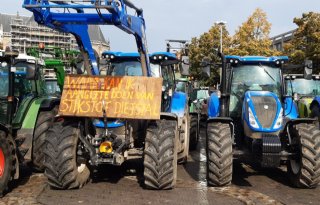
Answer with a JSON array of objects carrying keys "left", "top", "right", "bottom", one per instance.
[
  {"left": 283, "top": 118, "right": 317, "bottom": 144},
  {"left": 170, "top": 91, "right": 187, "bottom": 118},
  {"left": 207, "top": 117, "right": 233, "bottom": 124},
  {"left": 208, "top": 93, "right": 220, "bottom": 118},
  {"left": 284, "top": 118, "right": 316, "bottom": 127},
  {"left": 40, "top": 97, "right": 60, "bottom": 110},
  {"left": 284, "top": 97, "right": 298, "bottom": 119},
  {"left": 160, "top": 112, "right": 181, "bottom": 127},
  {"left": 12, "top": 96, "right": 35, "bottom": 129},
  {"left": 207, "top": 117, "right": 234, "bottom": 140}
]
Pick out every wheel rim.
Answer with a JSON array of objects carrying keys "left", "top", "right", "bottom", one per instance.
[{"left": 0, "top": 148, "right": 5, "bottom": 178}]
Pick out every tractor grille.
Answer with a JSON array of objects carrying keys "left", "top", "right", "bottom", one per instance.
[{"left": 251, "top": 96, "right": 277, "bottom": 128}]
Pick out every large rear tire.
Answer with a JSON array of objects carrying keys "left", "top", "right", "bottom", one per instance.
[
  {"left": 189, "top": 115, "right": 199, "bottom": 151},
  {"left": 44, "top": 120, "right": 90, "bottom": 189},
  {"left": 206, "top": 122, "right": 233, "bottom": 187},
  {"left": 287, "top": 123, "right": 320, "bottom": 188},
  {"left": 33, "top": 108, "right": 58, "bottom": 171},
  {"left": 0, "top": 131, "right": 15, "bottom": 197},
  {"left": 143, "top": 120, "right": 178, "bottom": 190}
]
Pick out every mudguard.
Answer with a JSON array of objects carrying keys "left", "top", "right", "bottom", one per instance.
[
  {"left": 40, "top": 97, "right": 60, "bottom": 110},
  {"left": 284, "top": 97, "right": 298, "bottom": 120},
  {"left": 208, "top": 93, "right": 220, "bottom": 118},
  {"left": 160, "top": 112, "right": 180, "bottom": 127},
  {"left": 207, "top": 117, "right": 233, "bottom": 124},
  {"left": 242, "top": 91, "right": 283, "bottom": 132},
  {"left": 170, "top": 91, "right": 187, "bottom": 118}
]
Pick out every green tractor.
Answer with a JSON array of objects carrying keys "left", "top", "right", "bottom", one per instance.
[
  {"left": 284, "top": 74, "right": 320, "bottom": 118},
  {"left": 0, "top": 50, "right": 59, "bottom": 196},
  {"left": 27, "top": 46, "right": 81, "bottom": 95}
]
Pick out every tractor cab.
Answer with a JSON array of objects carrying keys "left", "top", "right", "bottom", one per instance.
[
  {"left": 175, "top": 78, "right": 190, "bottom": 94},
  {"left": 284, "top": 74, "right": 320, "bottom": 118},
  {"left": 102, "top": 51, "right": 182, "bottom": 113},
  {"left": 0, "top": 52, "right": 41, "bottom": 125},
  {"left": 14, "top": 54, "right": 46, "bottom": 95}
]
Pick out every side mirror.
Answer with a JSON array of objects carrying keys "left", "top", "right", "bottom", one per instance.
[
  {"left": 304, "top": 60, "right": 313, "bottom": 80},
  {"left": 180, "top": 56, "right": 190, "bottom": 76},
  {"left": 26, "top": 64, "right": 37, "bottom": 80},
  {"left": 201, "top": 57, "right": 211, "bottom": 78},
  {"left": 293, "top": 92, "right": 299, "bottom": 101}
]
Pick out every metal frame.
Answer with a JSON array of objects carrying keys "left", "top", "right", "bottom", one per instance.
[{"left": 23, "top": 0, "right": 150, "bottom": 76}]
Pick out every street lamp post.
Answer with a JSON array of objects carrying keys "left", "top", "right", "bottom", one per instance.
[{"left": 216, "top": 21, "right": 227, "bottom": 53}]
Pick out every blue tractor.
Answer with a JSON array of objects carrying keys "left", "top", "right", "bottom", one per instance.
[
  {"left": 23, "top": 0, "right": 181, "bottom": 190},
  {"left": 102, "top": 51, "right": 190, "bottom": 164},
  {"left": 205, "top": 54, "right": 320, "bottom": 188}
]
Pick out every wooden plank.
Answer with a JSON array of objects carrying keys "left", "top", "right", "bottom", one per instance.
[{"left": 59, "top": 75, "right": 163, "bottom": 120}]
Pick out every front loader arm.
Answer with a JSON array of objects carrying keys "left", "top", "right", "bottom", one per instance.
[{"left": 23, "top": 0, "right": 150, "bottom": 76}]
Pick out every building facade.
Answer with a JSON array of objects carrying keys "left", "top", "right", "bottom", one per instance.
[
  {"left": 0, "top": 13, "right": 110, "bottom": 54},
  {"left": 270, "top": 29, "right": 296, "bottom": 52}
]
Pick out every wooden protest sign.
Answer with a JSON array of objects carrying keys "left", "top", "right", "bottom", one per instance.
[{"left": 59, "top": 75, "right": 163, "bottom": 120}]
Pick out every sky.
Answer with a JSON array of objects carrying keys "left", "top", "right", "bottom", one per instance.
[{"left": 3, "top": 0, "right": 320, "bottom": 52}]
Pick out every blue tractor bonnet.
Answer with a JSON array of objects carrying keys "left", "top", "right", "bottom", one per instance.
[{"left": 242, "top": 91, "right": 283, "bottom": 132}]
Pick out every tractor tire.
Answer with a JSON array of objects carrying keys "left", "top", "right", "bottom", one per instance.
[
  {"left": 178, "top": 115, "right": 190, "bottom": 164},
  {"left": 206, "top": 122, "right": 233, "bottom": 187},
  {"left": 33, "top": 108, "right": 58, "bottom": 171},
  {"left": 44, "top": 121, "right": 90, "bottom": 190},
  {"left": 0, "top": 131, "right": 15, "bottom": 197},
  {"left": 287, "top": 123, "right": 320, "bottom": 188},
  {"left": 189, "top": 115, "right": 199, "bottom": 151},
  {"left": 143, "top": 120, "right": 178, "bottom": 190}
]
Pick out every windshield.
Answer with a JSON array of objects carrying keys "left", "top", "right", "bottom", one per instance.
[
  {"left": 286, "top": 78, "right": 320, "bottom": 96},
  {"left": 108, "top": 61, "right": 142, "bottom": 76},
  {"left": 176, "top": 81, "right": 187, "bottom": 93},
  {"left": 107, "top": 60, "right": 161, "bottom": 77},
  {"left": 46, "top": 80, "right": 61, "bottom": 95},
  {"left": 230, "top": 64, "right": 281, "bottom": 117},
  {"left": 190, "top": 89, "right": 210, "bottom": 101}
]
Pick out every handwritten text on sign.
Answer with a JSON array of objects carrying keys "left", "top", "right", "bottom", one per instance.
[{"left": 59, "top": 75, "right": 163, "bottom": 119}]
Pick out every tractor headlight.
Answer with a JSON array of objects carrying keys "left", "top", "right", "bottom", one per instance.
[
  {"left": 248, "top": 107, "right": 259, "bottom": 129},
  {"left": 273, "top": 108, "right": 283, "bottom": 129}
]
